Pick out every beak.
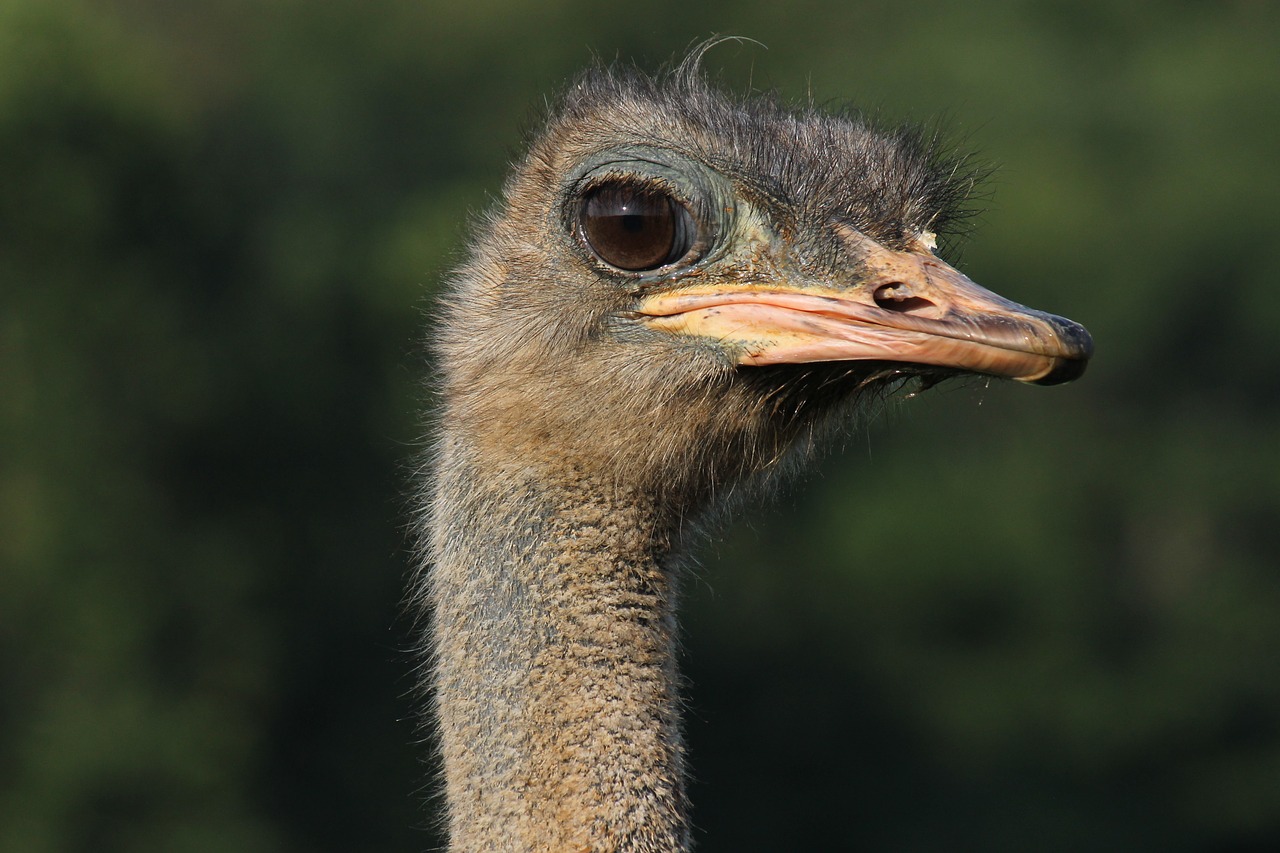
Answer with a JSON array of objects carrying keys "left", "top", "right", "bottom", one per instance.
[{"left": 637, "top": 228, "right": 1093, "bottom": 386}]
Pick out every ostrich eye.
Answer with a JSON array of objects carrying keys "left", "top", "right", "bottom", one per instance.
[{"left": 580, "top": 182, "right": 695, "bottom": 271}]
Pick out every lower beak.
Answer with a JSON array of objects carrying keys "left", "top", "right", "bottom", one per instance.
[{"left": 637, "top": 238, "right": 1092, "bottom": 386}]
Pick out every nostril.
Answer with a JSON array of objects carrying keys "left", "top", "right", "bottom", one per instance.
[{"left": 873, "top": 283, "right": 937, "bottom": 315}]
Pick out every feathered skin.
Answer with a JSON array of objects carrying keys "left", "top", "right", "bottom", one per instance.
[{"left": 415, "top": 52, "right": 1091, "bottom": 852}]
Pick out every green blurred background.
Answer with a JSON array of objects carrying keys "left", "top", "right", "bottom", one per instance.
[{"left": 3, "top": 0, "right": 1278, "bottom": 850}]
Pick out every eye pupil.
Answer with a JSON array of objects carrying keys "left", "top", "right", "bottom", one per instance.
[{"left": 580, "top": 182, "right": 694, "bottom": 271}]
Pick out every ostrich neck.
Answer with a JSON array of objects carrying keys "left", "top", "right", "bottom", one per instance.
[{"left": 427, "top": 440, "right": 691, "bottom": 852}]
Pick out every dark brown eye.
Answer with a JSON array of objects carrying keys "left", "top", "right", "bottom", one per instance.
[{"left": 580, "top": 182, "right": 695, "bottom": 271}]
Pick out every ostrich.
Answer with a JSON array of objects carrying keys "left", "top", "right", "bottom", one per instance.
[{"left": 414, "top": 57, "right": 1092, "bottom": 852}]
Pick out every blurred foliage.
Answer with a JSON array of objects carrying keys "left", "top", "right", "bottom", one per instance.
[{"left": 1, "top": 0, "right": 1278, "bottom": 851}]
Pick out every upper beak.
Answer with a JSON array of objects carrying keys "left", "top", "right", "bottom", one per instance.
[{"left": 637, "top": 228, "right": 1093, "bottom": 386}]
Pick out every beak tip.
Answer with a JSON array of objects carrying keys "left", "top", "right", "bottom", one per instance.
[{"left": 1027, "top": 316, "right": 1093, "bottom": 386}]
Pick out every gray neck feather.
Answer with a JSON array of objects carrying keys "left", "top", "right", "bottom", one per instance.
[{"left": 425, "top": 437, "right": 692, "bottom": 852}]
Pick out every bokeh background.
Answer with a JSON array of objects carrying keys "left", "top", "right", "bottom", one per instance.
[{"left": 3, "top": 1, "right": 1279, "bottom": 850}]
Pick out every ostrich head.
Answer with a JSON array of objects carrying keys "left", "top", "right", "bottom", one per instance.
[{"left": 433, "top": 59, "right": 1092, "bottom": 532}]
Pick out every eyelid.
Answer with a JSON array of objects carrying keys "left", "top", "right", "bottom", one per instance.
[{"left": 561, "top": 153, "right": 733, "bottom": 279}]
